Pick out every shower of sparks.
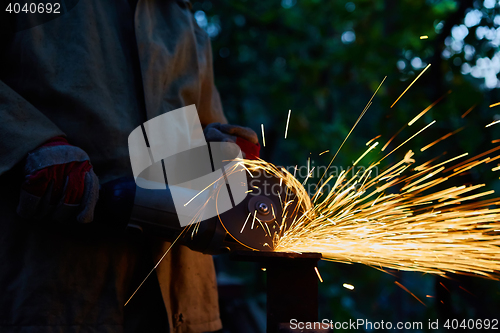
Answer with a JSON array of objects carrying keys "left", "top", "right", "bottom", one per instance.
[
  {"left": 490, "top": 102, "right": 500, "bottom": 108},
  {"left": 197, "top": 72, "right": 500, "bottom": 280},
  {"left": 264, "top": 133, "right": 500, "bottom": 277},
  {"left": 408, "top": 90, "right": 450, "bottom": 126},
  {"left": 285, "top": 109, "right": 291, "bottom": 139},
  {"left": 314, "top": 267, "right": 324, "bottom": 282},
  {"left": 234, "top": 127, "right": 500, "bottom": 278},
  {"left": 125, "top": 85, "right": 500, "bottom": 306},
  {"left": 420, "top": 36, "right": 428, "bottom": 39},
  {"left": 461, "top": 104, "right": 477, "bottom": 118},
  {"left": 319, "top": 150, "right": 329, "bottom": 156},
  {"left": 179, "top": 81, "right": 500, "bottom": 283},
  {"left": 261, "top": 124, "right": 267, "bottom": 147},
  {"left": 343, "top": 283, "right": 354, "bottom": 290},
  {"left": 178, "top": 121, "right": 500, "bottom": 283},
  {"left": 390, "top": 64, "right": 431, "bottom": 108}
]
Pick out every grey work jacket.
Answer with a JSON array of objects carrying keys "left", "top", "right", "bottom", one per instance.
[{"left": 0, "top": 0, "right": 226, "bottom": 332}]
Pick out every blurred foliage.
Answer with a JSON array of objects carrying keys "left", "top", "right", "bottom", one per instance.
[{"left": 198, "top": 0, "right": 500, "bottom": 331}]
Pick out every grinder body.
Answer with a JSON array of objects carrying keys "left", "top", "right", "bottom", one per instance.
[
  {"left": 95, "top": 177, "right": 243, "bottom": 254},
  {"left": 94, "top": 168, "right": 295, "bottom": 254}
]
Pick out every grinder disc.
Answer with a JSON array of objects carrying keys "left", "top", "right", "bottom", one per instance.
[{"left": 216, "top": 169, "right": 301, "bottom": 251}]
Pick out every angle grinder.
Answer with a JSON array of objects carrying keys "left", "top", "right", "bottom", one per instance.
[{"left": 94, "top": 163, "right": 302, "bottom": 255}]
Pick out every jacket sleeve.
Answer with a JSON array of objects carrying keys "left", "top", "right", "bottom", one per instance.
[
  {"left": 0, "top": 80, "right": 65, "bottom": 176},
  {"left": 192, "top": 14, "right": 228, "bottom": 127},
  {"left": 197, "top": 37, "right": 227, "bottom": 126}
]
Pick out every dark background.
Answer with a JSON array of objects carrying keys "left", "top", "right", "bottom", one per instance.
[{"left": 194, "top": 0, "right": 500, "bottom": 331}]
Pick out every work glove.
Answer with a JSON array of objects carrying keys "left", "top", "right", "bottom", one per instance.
[
  {"left": 17, "top": 136, "right": 99, "bottom": 224},
  {"left": 204, "top": 123, "right": 260, "bottom": 159}
]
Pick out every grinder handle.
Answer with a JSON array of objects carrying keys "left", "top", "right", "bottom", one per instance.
[
  {"left": 93, "top": 177, "right": 137, "bottom": 230},
  {"left": 94, "top": 177, "right": 236, "bottom": 254},
  {"left": 94, "top": 177, "right": 193, "bottom": 241}
]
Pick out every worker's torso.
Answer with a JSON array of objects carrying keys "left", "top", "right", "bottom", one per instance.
[
  {"left": 0, "top": 1, "right": 223, "bottom": 331},
  {"left": 0, "top": 0, "right": 221, "bottom": 182}
]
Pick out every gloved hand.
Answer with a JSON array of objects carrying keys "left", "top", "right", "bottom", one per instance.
[
  {"left": 203, "top": 123, "right": 260, "bottom": 159},
  {"left": 17, "top": 136, "right": 99, "bottom": 223}
]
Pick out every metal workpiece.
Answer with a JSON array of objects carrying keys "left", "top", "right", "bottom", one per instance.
[{"left": 231, "top": 251, "right": 322, "bottom": 333}]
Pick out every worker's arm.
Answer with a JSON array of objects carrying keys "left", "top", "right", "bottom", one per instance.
[
  {"left": 0, "top": 79, "right": 98, "bottom": 223},
  {"left": 0, "top": 80, "right": 65, "bottom": 176}
]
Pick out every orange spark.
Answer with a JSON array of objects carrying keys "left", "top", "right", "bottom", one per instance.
[
  {"left": 461, "top": 104, "right": 477, "bottom": 118},
  {"left": 381, "top": 124, "right": 407, "bottom": 152},
  {"left": 459, "top": 286, "right": 474, "bottom": 296},
  {"left": 379, "top": 121, "right": 436, "bottom": 163},
  {"left": 390, "top": 64, "right": 431, "bottom": 108},
  {"left": 314, "top": 267, "right": 323, "bottom": 283},
  {"left": 408, "top": 90, "right": 451, "bottom": 126},
  {"left": 439, "top": 282, "right": 449, "bottom": 292},
  {"left": 366, "top": 134, "right": 382, "bottom": 146},
  {"left": 395, "top": 281, "right": 426, "bottom": 306},
  {"left": 443, "top": 145, "right": 500, "bottom": 173},
  {"left": 420, "top": 127, "right": 464, "bottom": 152}
]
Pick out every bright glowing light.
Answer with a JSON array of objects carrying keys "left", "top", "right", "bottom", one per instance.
[
  {"left": 314, "top": 267, "right": 323, "bottom": 282},
  {"left": 261, "top": 124, "right": 266, "bottom": 147},
  {"left": 343, "top": 283, "right": 354, "bottom": 290},
  {"left": 408, "top": 90, "right": 450, "bottom": 126},
  {"left": 486, "top": 119, "right": 500, "bottom": 128},
  {"left": 391, "top": 64, "right": 431, "bottom": 108},
  {"left": 285, "top": 109, "right": 291, "bottom": 139}
]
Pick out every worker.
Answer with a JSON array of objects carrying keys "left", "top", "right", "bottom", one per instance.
[{"left": 0, "top": 0, "right": 259, "bottom": 332}]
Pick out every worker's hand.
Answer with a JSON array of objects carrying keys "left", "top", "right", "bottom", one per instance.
[
  {"left": 17, "top": 137, "right": 99, "bottom": 224},
  {"left": 204, "top": 123, "right": 260, "bottom": 159}
]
